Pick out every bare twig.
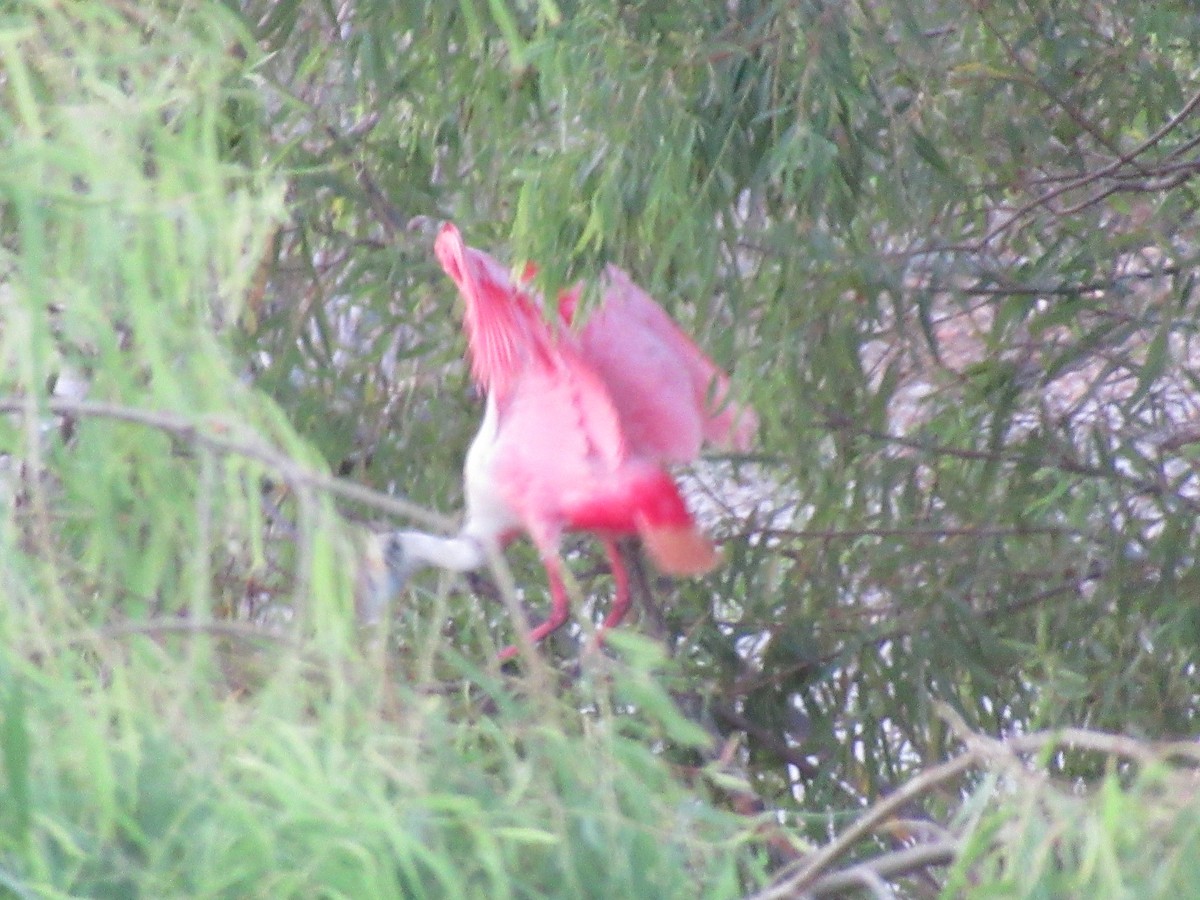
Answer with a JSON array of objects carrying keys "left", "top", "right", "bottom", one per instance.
[
  {"left": 937, "top": 702, "right": 1200, "bottom": 767},
  {"left": 747, "top": 706, "right": 1199, "bottom": 900},
  {"left": 805, "top": 566, "right": 1107, "bottom": 676},
  {"left": 1057, "top": 168, "right": 1196, "bottom": 218},
  {"left": 820, "top": 412, "right": 1200, "bottom": 511},
  {"left": 945, "top": 265, "right": 1182, "bottom": 298},
  {"left": 53, "top": 618, "right": 301, "bottom": 649},
  {"left": 805, "top": 840, "right": 960, "bottom": 898},
  {"left": 976, "top": 83, "right": 1200, "bottom": 245},
  {"left": 711, "top": 700, "right": 822, "bottom": 781},
  {"left": 0, "top": 396, "right": 451, "bottom": 530},
  {"left": 745, "top": 750, "right": 979, "bottom": 899},
  {"left": 972, "top": 7, "right": 1131, "bottom": 164},
  {"left": 754, "top": 524, "right": 1085, "bottom": 542}
]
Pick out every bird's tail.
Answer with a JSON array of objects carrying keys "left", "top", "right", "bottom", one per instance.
[
  {"left": 629, "top": 470, "right": 721, "bottom": 576},
  {"left": 639, "top": 519, "right": 721, "bottom": 575},
  {"left": 564, "top": 465, "right": 720, "bottom": 575}
]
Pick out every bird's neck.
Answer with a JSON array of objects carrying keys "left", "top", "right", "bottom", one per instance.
[{"left": 399, "top": 530, "right": 488, "bottom": 573}]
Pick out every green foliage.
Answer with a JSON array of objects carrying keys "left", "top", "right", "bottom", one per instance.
[
  {"left": 0, "top": 648, "right": 750, "bottom": 898},
  {"left": 1, "top": 0, "right": 1198, "bottom": 896}
]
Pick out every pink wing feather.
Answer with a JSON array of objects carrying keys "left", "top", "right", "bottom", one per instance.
[
  {"left": 570, "top": 266, "right": 758, "bottom": 463},
  {"left": 434, "top": 223, "right": 551, "bottom": 402}
]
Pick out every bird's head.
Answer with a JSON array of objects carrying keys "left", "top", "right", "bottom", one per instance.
[
  {"left": 355, "top": 530, "right": 417, "bottom": 625},
  {"left": 356, "top": 527, "right": 487, "bottom": 625}
]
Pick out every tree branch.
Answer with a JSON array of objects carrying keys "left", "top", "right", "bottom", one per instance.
[
  {"left": 937, "top": 702, "right": 1200, "bottom": 767},
  {"left": 805, "top": 839, "right": 959, "bottom": 898},
  {"left": 711, "top": 700, "right": 822, "bottom": 780},
  {"left": 745, "top": 705, "right": 1200, "bottom": 900},
  {"left": 53, "top": 618, "right": 301, "bottom": 650},
  {"left": 743, "top": 749, "right": 978, "bottom": 899},
  {"left": 0, "top": 396, "right": 451, "bottom": 529},
  {"left": 976, "top": 83, "right": 1200, "bottom": 245},
  {"left": 821, "top": 412, "right": 1200, "bottom": 511},
  {"left": 756, "top": 524, "right": 1085, "bottom": 543}
]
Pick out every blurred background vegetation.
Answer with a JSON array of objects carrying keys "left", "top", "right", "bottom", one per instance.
[{"left": 1, "top": 0, "right": 1198, "bottom": 896}]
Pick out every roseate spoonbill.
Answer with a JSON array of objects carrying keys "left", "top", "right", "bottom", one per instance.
[{"left": 360, "top": 224, "right": 755, "bottom": 659}]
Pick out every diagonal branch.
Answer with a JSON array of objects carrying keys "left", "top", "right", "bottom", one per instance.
[
  {"left": 743, "top": 750, "right": 979, "bottom": 899},
  {"left": 805, "top": 839, "right": 960, "bottom": 898},
  {"left": 820, "top": 412, "right": 1200, "bottom": 512},
  {"left": 0, "top": 396, "right": 451, "bottom": 529},
  {"left": 745, "top": 706, "right": 1200, "bottom": 899},
  {"left": 976, "top": 83, "right": 1200, "bottom": 245}
]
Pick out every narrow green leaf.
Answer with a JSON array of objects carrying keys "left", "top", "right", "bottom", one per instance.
[
  {"left": 484, "top": 0, "right": 527, "bottom": 70},
  {"left": 0, "top": 675, "right": 31, "bottom": 843}
]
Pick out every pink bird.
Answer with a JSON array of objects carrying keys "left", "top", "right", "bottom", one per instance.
[{"left": 360, "top": 224, "right": 755, "bottom": 660}]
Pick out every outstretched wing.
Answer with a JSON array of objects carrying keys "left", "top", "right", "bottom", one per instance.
[{"left": 572, "top": 266, "right": 757, "bottom": 463}]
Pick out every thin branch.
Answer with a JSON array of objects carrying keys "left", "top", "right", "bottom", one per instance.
[
  {"left": 1120, "top": 90, "right": 1200, "bottom": 165},
  {"left": 748, "top": 709, "right": 1199, "bottom": 900},
  {"left": 946, "top": 265, "right": 1182, "bottom": 298},
  {"left": 52, "top": 618, "right": 301, "bottom": 650},
  {"left": 805, "top": 840, "right": 959, "bottom": 898},
  {"left": 1057, "top": 169, "right": 1196, "bottom": 218},
  {"left": 976, "top": 83, "right": 1200, "bottom": 245},
  {"left": 974, "top": 6, "right": 1126, "bottom": 163},
  {"left": 744, "top": 751, "right": 980, "bottom": 900},
  {"left": 1156, "top": 422, "right": 1200, "bottom": 452},
  {"left": 809, "top": 566, "right": 1107, "bottom": 674},
  {"left": 322, "top": 118, "right": 409, "bottom": 237},
  {"left": 0, "top": 396, "right": 452, "bottom": 530},
  {"left": 938, "top": 702, "right": 1200, "bottom": 767},
  {"left": 820, "top": 412, "right": 1199, "bottom": 511},
  {"left": 711, "top": 700, "right": 822, "bottom": 780},
  {"left": 831, "top": 866, "right": 896, "bottom": 899},
  {"left": 1108, "top": 157, "right": 1200, "bottom": 181},
  {"left": 753, "top": 524, "right": 1084, "bottom": 542},
  {"left": 714, "top": 562, "right": 1108, "bottom": 702}
]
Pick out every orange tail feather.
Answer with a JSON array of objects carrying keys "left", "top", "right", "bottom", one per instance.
[
  {"left": 625, "top": 467, "right": 722, "bottom": 575},
  {"left": 638, "top": 519, "right": 721, "bottom": 575}
]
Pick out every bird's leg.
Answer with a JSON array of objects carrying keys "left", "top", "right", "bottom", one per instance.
[
  {"left": 497, "top": 553, "right": 572, "bottom": 661},
  {"left": 600, "top": 537, "right": 631, "bottom": 631},
  {"left": 579, "top": 537, "right": 633, "bottom": 656},
  {"left": 620, "top": 537, "right": 670, "bottom": 643}
]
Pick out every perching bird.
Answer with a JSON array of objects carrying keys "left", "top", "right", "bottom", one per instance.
[{"left": 360, "top": 224, "right": 755, "bottom": 659}]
